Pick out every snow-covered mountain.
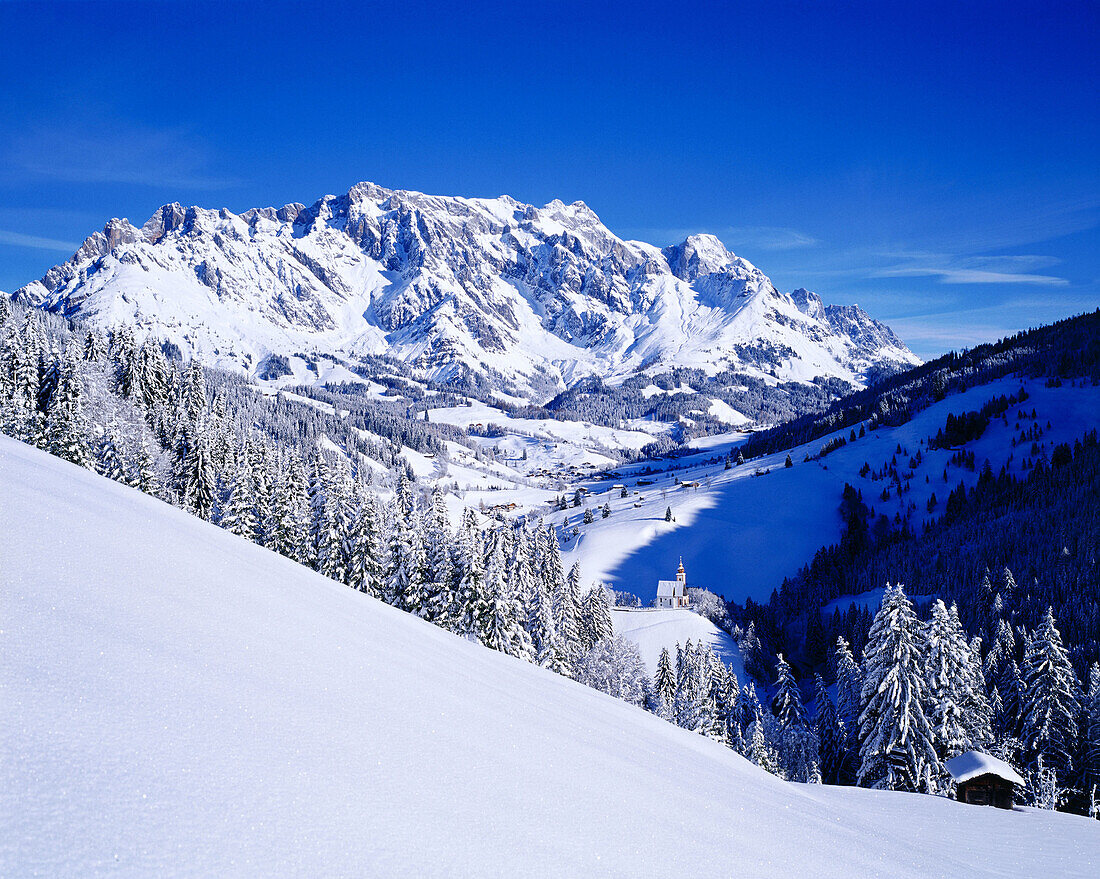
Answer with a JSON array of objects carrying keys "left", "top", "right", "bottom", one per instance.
[
  {"left": 5, "top": 434, "right": 1097, "bottom": 877},
  {"left": 13, "top": 182, "right": 917, "bottom": 399}
]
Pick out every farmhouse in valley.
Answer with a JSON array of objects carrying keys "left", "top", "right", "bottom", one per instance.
[{"left": 654, "top": 559, "right": 690, "bottom": 608}]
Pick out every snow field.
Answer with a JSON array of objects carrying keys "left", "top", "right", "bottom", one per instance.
[{"left": 4, "top": 435, "right": 1099, "bottom": 877}]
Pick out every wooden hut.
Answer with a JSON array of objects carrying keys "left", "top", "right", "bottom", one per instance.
[{"left": 945, "top": 751, "right": 1025, "bottom": 809}]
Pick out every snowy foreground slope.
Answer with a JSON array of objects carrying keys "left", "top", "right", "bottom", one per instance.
[{"left": 3, "top": 437, "right": 1097, "bottom": 878}]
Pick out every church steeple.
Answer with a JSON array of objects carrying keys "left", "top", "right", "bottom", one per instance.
[{"left": 677, "top": 557, "right": 686, "bottom": 584}]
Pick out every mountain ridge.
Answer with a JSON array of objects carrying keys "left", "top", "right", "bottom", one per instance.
[{"left": 13, "top": 182, "right": 918, "bottom": 404}]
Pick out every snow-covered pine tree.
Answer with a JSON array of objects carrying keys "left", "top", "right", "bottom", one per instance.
[
  {"left": 316, "top": 490, "right": 349, "bottom": 582},
  {"left": 94, "top": 424, "right": 127, "bottom": 483},
  {"left": 524, "top": 559, "right": 567, "bottom": 674},
  {"left": 82, "top": 328, "right": 103, "bottom": 362},
  {"left": 747, "top": 716, "right": 783, "bottom": 778},
  {"left": 136, "top": 438, "right": 160, "bottom": 497},
  {"left": 455, "top": 525, "right": 489, "bottom": 638},
  {"left": 834, "top": 636, "right": 863, "bottom": 736},
  {"left": 394, "top": 471, "right": 414, "bottom": 520},
  {"left": 721, "top": 671, "right": 745, "bottom": 754},
  {"left": 136, "top": 340, "right": 171, "bottom": 410},
  {"left": 423, "top": 488, "right": 456, "bottom": 625},
  {"left": 673, "top": 641, "right": 704, "bottom": 732},
  {"left": 772, "top": 653, "right": 807, "bottom": 729},
  {"left": 984, "top": 618, "right": 1017, "bottom": 692},
  {"left": 582, "top": 584, "right": 614, "bottom": 648},
  {"left": 346, "top": 490, "right": 385, "bottom": 598},
  {"left": 700, "top": 660, "right": 731, "bottom": 746},
  {"left": 961, "top": 629, "right": 994, "bottom": 751},
  {"left": 857, "top": 583, "right": 937, "bottom": 793},
  {"left": 219, "top": 449, "right": 259, "bottom": 540},
  {"left": 43, "top": 348, "right": 91, "bottom": 468},
  {"left": 1021, "top": 608, "right": 1082, "bottom": 780},
  {"left": 480, "top": 536, "right": 533, "bottom": 660},
  {"left": 814, "top": 674, "right": 850, "bottom": 784},
  {"left": 386, "top": 501, "right": 428, "bottom": 616},
  {"left": 179, "top": 419, "right": 217, "bottom": 521},
  {"left": 771, "top": 653, "right": 818, "bottom": 782},
  {"left": 1084, "top": 663, "right": 1100, "bottom": 803},
  {"left": 923, "top": 600, "right": 973, "bottom": 768},
  {"left": 183, "top": 359, "right": 206, "bottom": 424},
  {"left": 264, "top": 452, "right": 310, "bottom": 562},
  {"left": 654, "top": 647, "right": 676, "bottom": 720},
  {"left": 112, "top": 325, "right": 138, "bottom": 400},
  {"left": 544, "top": 532, "right": 578, "bottom": 653},
  {"left": 306, "top": 445, "right": 331, "bottom": 566}
]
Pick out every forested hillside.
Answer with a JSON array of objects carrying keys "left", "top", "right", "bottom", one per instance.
[
  {"left": 719, "top": 312, "right": 1100, "bottom": 814},
  {"left": 741, "top": 309, "right": 1100, "bottom": 459}
]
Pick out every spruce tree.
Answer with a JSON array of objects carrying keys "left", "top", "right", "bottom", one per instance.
[
  {"left": 654, "top": 647, "right": 676, "bottom": 719},
  {"left": 346, "top": 492, "right": 385, "bottom": 598},
  {"left": 857, "top": 583, "right": 937, "bottom": 792},
  {"left": 772, "top": 653, "right": 818, "bottom": 781},
  {"left": 480, "top": 537, "right": 533, "bottom": 660},
  {"left": 94, "top": 426, "right": 127, "bottom": 483},
  {"left": 386, "top": 502, "right": 427, "bottom": 615},
  {"left": 220, "top": 452, "right": 259, "bottom": 540},
  {"left": 43, "top": 350, "right": 91, "bottom": 468},
  {"left": 1021, "top": 608, "right": 1081, "bottom": 779},
  {"left": 814, "top": 674, "right": 850, "bottom": 784},
  {"left": 180, "top": 421, "right": 217, "bottom": 521},
  {"left": 423, "top": 488, "right": 456, "bottom": 624},
  {"left": 1084, "top": 663, "right": 1100, "bottom": 802},
  {"left": 834, "top": 636, "right": 863, "bottom": 734},
  {"left": 923, "top": 600, "right": 973, "bottom": 764},
  {"left": 136, "top": 439, "right": 160, "bottom": 497},
  {"left": 183, "top": 359, "right": 207, "bottom": 423},
  {"left": 772, "top": 654, "right": 807, "bottom": 729},
  {"left": 455, "top": 526, "right": 489, "bottom": 637}
]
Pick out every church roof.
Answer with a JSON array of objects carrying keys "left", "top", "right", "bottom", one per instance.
[{"left": 656, "top": 580, "right": 685, "bottom": 597}]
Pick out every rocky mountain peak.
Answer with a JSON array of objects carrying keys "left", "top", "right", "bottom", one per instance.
[{"left": 11, "top": 183, "right": 919, "bottom": 400}]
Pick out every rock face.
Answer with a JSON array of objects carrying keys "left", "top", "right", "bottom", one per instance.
[{"left": 14, "top": 182, "right": 918, "bottom": 398}]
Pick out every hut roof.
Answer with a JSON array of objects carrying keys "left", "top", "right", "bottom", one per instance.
[{"left": 945, "top": 751, "right": 1025, "bottom": 786}]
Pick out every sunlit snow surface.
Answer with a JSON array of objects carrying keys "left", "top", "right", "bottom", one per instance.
[{"left": 3, "top": 436, "right": 1098, "bottom": 878}]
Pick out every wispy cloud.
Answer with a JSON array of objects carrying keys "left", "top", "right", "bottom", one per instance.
[
  {"left": 5, "top": 119, "right": 240, "bottom": 190},
  {"left": 871, "top": 251, "right": 1069, "bottom": 286},
  {"left": 0, "top": 229, "right": 80, "bottom": 252},
  {"left": 724, "top": 226, "right": 819, "bottom": 251}
]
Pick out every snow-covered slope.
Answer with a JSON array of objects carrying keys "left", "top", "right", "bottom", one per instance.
[
  {"left": 3, "top": 436, "right": 1098, "bottom": 877},
  {"left": 612, "top": 607, "right": 748, "bottom": 684},
  {"left": 565, "top": 377, "right": 1100, "bottom": 604},
  {"left": 13, "top": 182, "right": 917, "bottom": 399}
]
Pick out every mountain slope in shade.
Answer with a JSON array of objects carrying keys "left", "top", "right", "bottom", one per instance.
[
  {"left": 3, "top": 434, "right": 1097, "bottom": 878},
  {"left": 13, "top": 182, "right": 917, "bottom": 399}
]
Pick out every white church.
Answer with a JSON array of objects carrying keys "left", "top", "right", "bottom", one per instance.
[{"left": 654, "top": 559, "right": 691, "bottom": 608}]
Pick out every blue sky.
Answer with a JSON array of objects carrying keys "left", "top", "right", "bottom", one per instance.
[{"left": 0, "top": 0, "right": 1096, "bottom": 358}]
